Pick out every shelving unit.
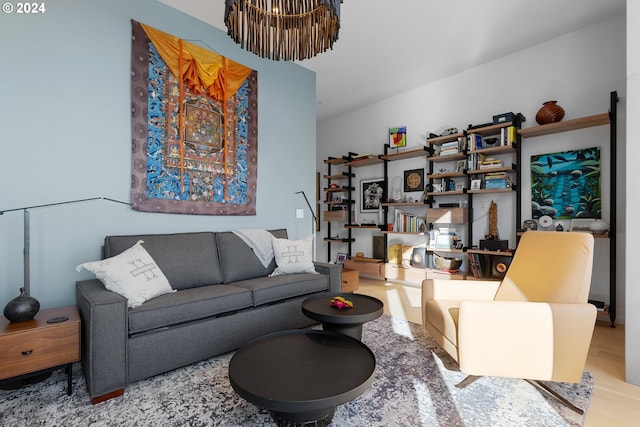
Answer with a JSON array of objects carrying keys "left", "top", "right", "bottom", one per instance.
[
  {"left": 422, "top": 118, "right": 522, "bottom": 279},
  {"left": 518, "top": 91, "right": 617, "bottom": 326},
  {"left": 322, "top": 156, "right": 355, "bottom": 260}
]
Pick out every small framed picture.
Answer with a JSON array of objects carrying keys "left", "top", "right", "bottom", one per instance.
[
  {"left": 570, "top": 218, "right": 594, "bottom": 232},
  {"left": 336, "top": 252, "right": 348, "bottom": 264},
  {"left": 456, "top": 159, "right": 467, "bottom": 172},
  {"left": 403, "top": 168, "right": 424, "bottom": 192},
  {"left": 455, "top": 183, "right": 464, "bottom": 191},
  {"left": 361, "top": 178, "right": 386, "bottom": 212},
  {"left": 389, "top": 126, "right": 407, "bottom": 148},
  {"left": 470, "top": 179, "right": 482, "bottom": 190}
]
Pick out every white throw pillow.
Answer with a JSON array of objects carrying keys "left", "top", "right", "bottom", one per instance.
[
  {"left": 270, "top": 235, "right": 317, "bottom": 276},
  {"left": 76, "top": 240, "right": 175, "bottom": 308}
]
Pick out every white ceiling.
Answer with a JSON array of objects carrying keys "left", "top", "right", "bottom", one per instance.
[{"left": 158, "top": 0, "right": 625, "bottom": 123}]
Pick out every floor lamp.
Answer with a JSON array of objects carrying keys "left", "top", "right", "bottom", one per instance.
[
  {"left": 295, "top": 191, "right": 318, "bottom": 260},
  {"left": 2, "top": 197, "right": 130, "bottom": 322}
]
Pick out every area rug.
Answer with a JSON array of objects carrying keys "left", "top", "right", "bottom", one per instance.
[{"left": 0, "top": 315, "right": 592, "bottom": 426}]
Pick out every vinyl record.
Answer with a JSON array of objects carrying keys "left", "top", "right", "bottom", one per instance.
[
  {"left": 538, "top": 215, "right": 553, "bottom": 229},
  {"left": 491, "top": 256, "right": 512, "bottom": 279}
]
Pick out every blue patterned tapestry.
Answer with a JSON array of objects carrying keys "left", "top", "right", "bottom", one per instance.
[{"left": 130, "top": 21, "right": 258, "bottom": 215}]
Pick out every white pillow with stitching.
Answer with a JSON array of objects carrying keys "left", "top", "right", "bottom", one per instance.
[{"left": 76, "top": 240, "right": 175, "bottom": 308}]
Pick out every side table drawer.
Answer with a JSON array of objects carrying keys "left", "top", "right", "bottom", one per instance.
[
  {"left": 341, "top": 267, "right": 359, "bottom": 292},
  {"left": 0, "top": 322, "right": 80, "bottom": 380}
]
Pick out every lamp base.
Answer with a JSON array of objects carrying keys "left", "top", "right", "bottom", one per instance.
[{"left": 3, "top": 288, "right": 40, "bottom": 322}]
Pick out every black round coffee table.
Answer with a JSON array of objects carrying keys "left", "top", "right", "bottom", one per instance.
[
  {"left": 302, "top": 293, "right": 384, "bottom": 340},
  {"left": 229, "top": 329, "right": 376, "bottom": 426}
]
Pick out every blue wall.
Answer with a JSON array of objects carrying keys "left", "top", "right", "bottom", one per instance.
[{"left": 0, "top": 0, "right": 317, "bottom": 309}]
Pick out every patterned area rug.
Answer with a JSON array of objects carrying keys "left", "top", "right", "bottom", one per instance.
[{"left": 0, "top": 315, "right": 592, "bottom": 426}]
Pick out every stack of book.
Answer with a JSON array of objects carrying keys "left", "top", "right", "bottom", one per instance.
[
  {"left": 351, "top": 153, "right": 377, "bottom": 161},
  {"left": 438, "top": 140, "right": 460, "bottom": 156},
  {"left": 484, "top": 172, "right": 511, "bottom": 189},
  {"left": 478, "top": 158, "right": 504, "bottom": 170}
]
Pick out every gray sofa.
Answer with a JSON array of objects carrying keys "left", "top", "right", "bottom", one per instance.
[{"left": 75, "top": 229, "right": 342, "bottom": 403}]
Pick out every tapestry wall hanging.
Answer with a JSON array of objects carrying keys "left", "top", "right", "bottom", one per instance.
[
  {"left": 530, "top": 146, "right": 601, "bottom": 219},
  {"left": 130, "top": 20, "right": 258, "bottom": 215}
]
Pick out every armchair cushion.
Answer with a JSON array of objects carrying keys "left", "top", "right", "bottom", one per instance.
[{"left": 458, "top": 300, "right": 596, "bottom": 382}]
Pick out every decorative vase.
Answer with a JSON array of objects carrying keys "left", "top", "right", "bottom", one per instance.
[
  {"left": 3, "top": 288, "right": 40, "bottom": 322},
  {"left": 535, "top": 100, "right": 565, "bottom": 125},
  {"left": 589, "top": 219, "right": 609, "bottom": 234}
]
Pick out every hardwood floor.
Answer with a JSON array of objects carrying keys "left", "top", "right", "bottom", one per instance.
[{"left": 356, "top": 278, "right": 640, "bottom": 427}]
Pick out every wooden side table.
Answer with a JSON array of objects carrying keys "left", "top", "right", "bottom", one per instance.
[
  {"left": 341, "top": 267, "right": 359, "bottom": 292},
  {"left": 0, "top": 305, "right": 80, "bottom": 395}
]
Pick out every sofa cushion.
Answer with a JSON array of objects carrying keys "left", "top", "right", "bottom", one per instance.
[
  {"left": 76, "top": 240, "right": 175, "bottom": 308},
  {"left": 233, "top": 273, "right": 330, "bottom": 306},
  {"left": 271, "top": 235, "right": 317, "bottom": 276},
  {"left": 104, "top": 232, "right": 223, "bottom": 290},
  {"left": 127, "top": 284, "right": 253, "bottom": 335},
  {"left": 217, "top": 229, "right": 287, "bottom": 283}
]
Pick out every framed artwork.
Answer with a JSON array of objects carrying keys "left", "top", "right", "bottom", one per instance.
[
  {"left": 336, "top": 252, "right": 348, "bottom": 264},
  {"left": 470, "top": 179, "right": 482, "bottom": 190},
  {"left": 389, "top": 126, "right": 407, "bottom": 148},
  {"left": 361, "top": 178, "right": 386, "bottom": 212},
  {"left": 456, "top": 159, "right": 467, "bottom": 172},
  {"left": 403, "top": 168, "right": 424, "bottom": 192},
  {"left": 530, "top": 146, "right": 601, "bottom": 219},
  {"left": 570, "top": 218, "right": 594, "bottom": 232}
]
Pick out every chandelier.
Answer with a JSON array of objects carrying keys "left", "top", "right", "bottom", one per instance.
[{"left": 224, "top": 0, "right": 343, "bottom": 61}]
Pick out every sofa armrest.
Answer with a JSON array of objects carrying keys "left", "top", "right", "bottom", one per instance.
[
  {"left": 76, "top": 279, "right": 128, "bottom": 400},
  {"left": 313, "top": 261, "right": 343, "bottom": 293},
  {"left": 458, "top": 300, "right": 596, "bottom": 382}
]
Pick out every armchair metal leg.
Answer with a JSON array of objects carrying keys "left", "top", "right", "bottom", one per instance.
[
  {"left": 455, "top": 375, "right": 481, "bottom": 388},
  {"left": 525, "top": 379, "right": 584, "bottom": 415}
]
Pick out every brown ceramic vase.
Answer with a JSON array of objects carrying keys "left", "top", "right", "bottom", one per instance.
[{"left": 535, "top": 100, "right": 565, "bottom": 125}]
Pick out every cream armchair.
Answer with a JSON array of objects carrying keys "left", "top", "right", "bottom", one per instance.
[{"left": 421, "top": 231, "right": 597, "bottom": 413}]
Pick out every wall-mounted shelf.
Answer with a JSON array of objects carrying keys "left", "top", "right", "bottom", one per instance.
[
  {"left": 428, "top": 171, "right": 466, "bottom": 179},
  {"left": 427, "top": 153, "right": 467, "bottom": 163},
  {"left": 466, "top": 166, "right": 515, "bottom": 175},
  {"left": 426, "top": 133, "right": 465, "bottom": 146},
  {"left": 467, "top": 248, "right": 514, "bottom": 256},
  {"left": 345, "top": 156, "right": 383, "bottom": 167},
  {"left": 466, "top": 187, "right": 515, "bottom": 195},
  {"left": 381, "top": 202, "right": 428, "bottom": 207},
  {"left": 380, "top": 147, "right": 429, "bottom": 161},
  {"left": 518, "top": 113, "right": 610, "bottom": 138}
]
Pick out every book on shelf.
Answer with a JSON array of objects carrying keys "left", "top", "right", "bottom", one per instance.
[
  {"left": 439, "top": 148, "right": 460, "bottom": 156},
  {"left": 478, "top": 157, "right": 504, "bottom": 169},
  {"left": 500, "top": 125, "right": 517, "bottom": 146},
  {"left": 351, "top": 153, "right": 377, "bottom": 161},
  {"left": 468, "top": 133, "right": 484, "bottom": 151},
  {"left": 393, "top": 209, "right": 425, "bottom": 233},
  {"left": 468, "top": 252, "right": 489, "bottom": 278},
  {"left": 484, "top": 172, "right": 508, "bottom": 180}
]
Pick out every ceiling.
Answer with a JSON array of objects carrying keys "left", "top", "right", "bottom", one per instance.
[{"left": 158, "top": 0, "right": 625, "bottom": 123}]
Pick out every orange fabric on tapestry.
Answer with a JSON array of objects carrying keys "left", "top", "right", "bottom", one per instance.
[{"left": 140, "top": 23, "right": 251, "bottom": 101}]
